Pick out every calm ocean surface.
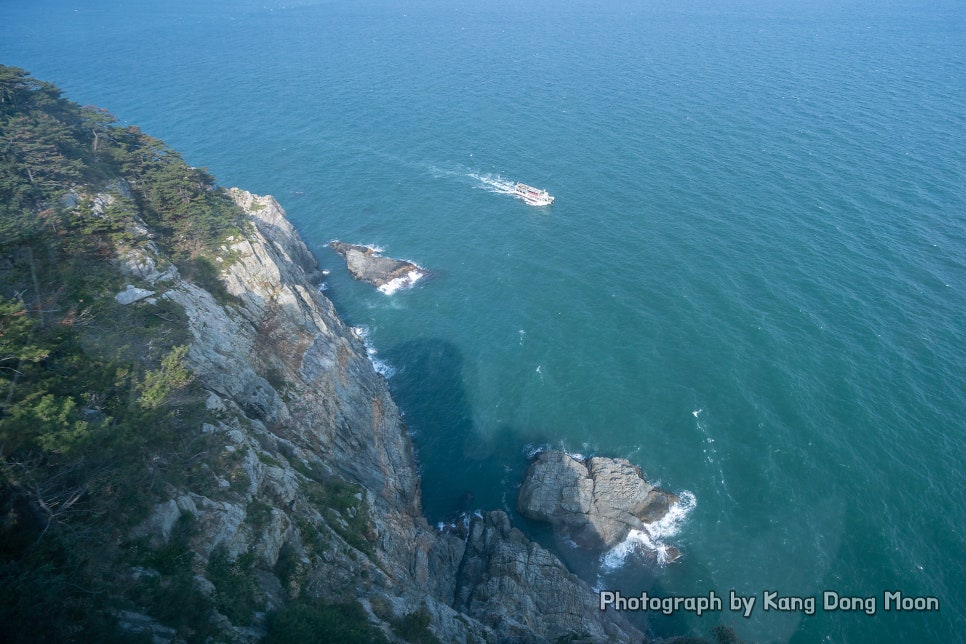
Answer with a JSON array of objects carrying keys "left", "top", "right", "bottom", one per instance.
[{"left": 3, "top": 1, "right": 964, "bottom": 641}]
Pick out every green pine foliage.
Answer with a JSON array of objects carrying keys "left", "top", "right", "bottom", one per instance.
[
  {"left": 0, "top": 64, "right": 243, "bottom": 260},
  {"left": 0, "top": 65, "right": 394, "bottom": 644},
  {"left": 0, "top": 65, "right": 248, "bottom": 640},
  {"left": 138, "top": 345, "right": 193, "bottom": 410},
  {"left": 206, "top": 544, "right": 265, "bottom": 625}
]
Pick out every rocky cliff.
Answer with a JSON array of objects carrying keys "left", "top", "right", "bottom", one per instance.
[{"left": 114, "top": 189, "right": 642, "bottom": 642}]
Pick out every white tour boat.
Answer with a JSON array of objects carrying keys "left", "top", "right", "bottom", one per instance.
[{"left": 514, "top": 183, "right": 554, "bottom": 206}]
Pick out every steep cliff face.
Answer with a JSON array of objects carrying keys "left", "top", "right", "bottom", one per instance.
[{"left": 115, "top": 189, "right": 643, "bottom": 642}]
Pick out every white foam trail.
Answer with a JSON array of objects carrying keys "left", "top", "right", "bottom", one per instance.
[
  {"left": 352, "top": 325, "right": 395, "bottom": 379},
  {"left": 600, "top": 491, "right": 696, "bottom": 571},
  {"left": 693, "top": 409, "right": 734, "bottom": 502},
  {"left": 378, "top": 269, "right": 425, "bottom": 295},
  {"left": 469, "top": 172, "right": 516, "bottom": 194},
  {"left": 694, "top": 408, "right": 721, "bottom": 468},
  {"left": 428, "top": 164, "right": 462, "bottom": 180}
]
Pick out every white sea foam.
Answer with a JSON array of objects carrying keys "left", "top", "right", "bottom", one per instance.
[
  {"left": 352, "top": 325, "right": 396, "bottom": 378},
  {"left": 470, "top": 172, "right": 532, "bottom": 203},
  {"left": 524, "top": 443, "right": 549, "bottom": 460},
  {"left": 435, "top": 511, "right": 476, "bottom": 536},
  {"left": 330, "top": 239, "right": 385, "bottom": 254},
  {"left": 469, "top": 172, "right": 517, "bottom": 196},
  {"left": 378, "top": 269, "right": 425, "bottom": 295},
  {"left": 523, "top": 443, "right": 591, "bottom": 463},
  {"left": 600, "top": 490, "right": 696, "bottom": 571}
]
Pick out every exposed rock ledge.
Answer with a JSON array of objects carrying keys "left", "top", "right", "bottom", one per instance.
[
  {"left": 330, "top": 241, "right": 428, "bottom": 293},
  {"left": 518, "top": 450, "right": 680, "bottom": 551}
]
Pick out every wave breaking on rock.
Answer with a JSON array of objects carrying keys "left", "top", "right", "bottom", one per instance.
[
  {"left": 517, "top": 450, "right": 690, "bottom": 562},
  {"left": 330, "top": 241, "right": 428, "bottom": 294}
]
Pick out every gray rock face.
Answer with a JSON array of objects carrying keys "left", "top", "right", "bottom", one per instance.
[
  {"left": 453, "top": 511, "right": 642, "bottom": 642},
  {"left": 228, "top": 188, "right": 322, "bottom": 282},
  {"left": 518, "top": 450, "right": 679, "bottom": 550},
  {"left": 114, "top": 285, "right": 155, "bottom": 305},
  {"left": 330, "top": 241, "right": 427, "bottom": 293}
]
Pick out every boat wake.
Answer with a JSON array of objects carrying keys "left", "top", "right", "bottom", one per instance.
[
  {"left": 427, "top": 164, "right": 553, "bottom": 205},
  {"left": 468, "top": 172, "right": 518, "bottom": 197}
]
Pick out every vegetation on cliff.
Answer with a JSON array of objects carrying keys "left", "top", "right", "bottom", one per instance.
[
  {"left": 0, "top": 65, "right": 427, "bottom": 644},
  {"left": 0, "top": 65, "right": 250, "bottom": 641}
]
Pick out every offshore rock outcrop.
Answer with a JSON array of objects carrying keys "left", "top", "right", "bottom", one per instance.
[
  {"left": 518, "top": 450, "right": 679, "bottom": 551},
  {"left": 330, "top": 241, "right": 428, "bottom": 293},
  {"left": 118, "top": 190, "right": 642, "bottom": 642}
]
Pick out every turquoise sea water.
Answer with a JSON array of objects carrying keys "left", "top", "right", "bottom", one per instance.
[{"left": 3, "top": 1, "right": 965, "bottom": 641}]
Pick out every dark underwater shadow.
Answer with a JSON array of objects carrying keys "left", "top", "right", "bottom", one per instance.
[
  {"left": 382, "top": 339, "right": 733, "bottom": 640},
  {"left": 383, "top": 338, "right": 532, "bottom": 524}
]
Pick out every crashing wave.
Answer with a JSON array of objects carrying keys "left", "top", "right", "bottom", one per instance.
[
  {"left": 352, "top": 325, "right": 395, "bottom": 378},
  {"left": 377, "top": 268, "right": 425, "bottom": 295},
  {"left": 523, "top": 443, "right": 592, "bottom": 463},
  {"left": 600, "top": 490, "right": 696, "bottom": 570}
]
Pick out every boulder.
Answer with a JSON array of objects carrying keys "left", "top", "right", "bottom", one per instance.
[
  {"left": 114, "top": 284, "right": 155, "bottom": 305},
  {"left": 329, "top": 242, "right": 427, "bottom": 293},
  {"left": 517, "top": 450, "right": 679, "bottom": 550}
]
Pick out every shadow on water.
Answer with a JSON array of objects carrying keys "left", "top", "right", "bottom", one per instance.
[
  {"left": 383, "top": 339, "right": 727, "bottom": 640},
  {"left": 382, "top": 337, "right": 517, "bottom": 522}
]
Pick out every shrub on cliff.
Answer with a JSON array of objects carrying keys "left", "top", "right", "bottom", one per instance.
[{"left": 266, "top": 598, "right": 389, "bottom": 644}]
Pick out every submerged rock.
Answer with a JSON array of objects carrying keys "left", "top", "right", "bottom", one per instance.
[
  {"left": 329, "top": 241, "right": 427, "bottom": 294},
  {"left": 518, "top": 450, "right": 679, "bottom": 550}
]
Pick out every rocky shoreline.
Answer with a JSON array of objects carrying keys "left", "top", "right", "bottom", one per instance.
[{"left": 118, "top": 190, "right": 646, "bottom": 642}]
